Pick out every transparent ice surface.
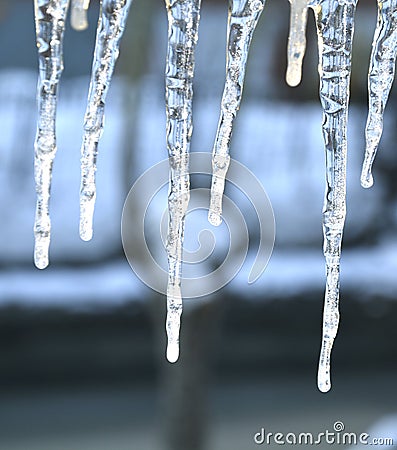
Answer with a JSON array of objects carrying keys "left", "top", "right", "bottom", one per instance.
[
  {"left": 164, "top": 0, "right": 201, "bottom": 363},
  {"left": 33, "top": 0, "right": 70, "bottom": 269},
  {"left": 208, "top": 0, "right": 265, "bottom": 227},
  {"left": 80, "top": 0, "right": 133, "bottom": 241},
  {"left": 361, "top": 0, "right": 397, "bottom": 188},
  {"left": 286, "top": 0, "right": 309, "bottom": 87},
  {"left": 310, "top": 0, "right": 358, "bottom": 393}
]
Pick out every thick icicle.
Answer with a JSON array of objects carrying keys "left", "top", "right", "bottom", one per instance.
[
  {"left": 33, "top": 0, "right": 70, "bottom": 269},
  {"left": 208, "top": 0, "right": 265, "bottom": 227},
  {"left": 286, "top": 0, "right": 309, "bottom": 87},
  {"left": 71, "top": 0, "right": 91, "bottom": 31},
  {"left": 164, "top": 0, "right": 201, "bottom": 363},
  {"left": 310, "top": 0, "right": 358, "bottom": 393},
  {"left": 80, "top": 0, "right": 133, "bottom": 241},
  {"left": 361, "top": 0, "right": 397, "bottom": 188}
]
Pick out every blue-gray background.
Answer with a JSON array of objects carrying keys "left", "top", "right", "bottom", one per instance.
[{"left": 0, "top": 0, "right": 397, "bottom": 449}]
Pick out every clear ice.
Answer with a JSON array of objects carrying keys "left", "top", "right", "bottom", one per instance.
[
  {"left": 79, "top": 0, "right": 133, "bottom": 241},
  {"left": 71, "top": 0, "right": 91, "bottom": 31},
  {"left": 310, "top": 0, "right": 358, "bottom": 393},
  {"left": 286, "top": 0, "right": 309, "bottom": 87},
  {"left": 208, "top": 0, "right": 266, "bottom": 227},
  {"left": 31, "top": 0, "right": 394, "bottom": 386},
  {"left": 361, "top": 0, "right": 397, "bottom": 188},
  {"left": 33, "top": 0, "right": 70, "bottom": 269},
  {"left": 164, "top": 0, "right": 201, "bottom": 363}
]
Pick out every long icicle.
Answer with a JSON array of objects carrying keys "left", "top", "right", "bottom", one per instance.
[
  {"left": 80, "top": 0, "right": 133, "bottom": 241},
  {"left": 208, "top": 0, "right": 265, "bottom": 227},
  {"left": 286, "top": 0, "right": 309, "bottom": 87},
  {"left": 33, "top": 0, "right": 70, "bottom": 269},
  {"left": 361, "top": 0, "right": 397, "bottom": 188},
  {"left": 165, "top": 0, "right": 201, "bottom": 363},
  {"left": 310, "top": 0, "right": 358, "bottom": 393},
  {"left": 71, "top": 0, "right": 91, "bottom": 31}
]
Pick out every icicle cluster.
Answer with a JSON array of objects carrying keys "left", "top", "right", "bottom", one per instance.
[
  {"left": 286, "top": 0, "right": 397, "bottom": 392},
  {"left": 306, "top": 0, "right": 396, "bottom": 392},
  {"left": 33, "top": 0, "right": 132, "bottom": 266},
  {"left": 31, "top": 0, "right": 397, "bottom": 389},
  {"left": 164, "top": 0, "right": 202, "bottom": 363}
]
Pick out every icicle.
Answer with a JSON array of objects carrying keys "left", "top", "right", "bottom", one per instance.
[
  {"left": 286, "top": 0, "right": 309, "bottom": 87},
  {"left": 208, "top": 0, "right": 265, "bottom": 227},
  {"left": 71, "top": 0, "right": 91, "bottom": 31},
  {"left": 310, "top": 0, "right": 358, "bottom": 393},
  {"left": 33, "top": 0, "right": 70, "bottom": 269},
  {"left": 361, "top": 0, "right": 397, "bottom": 188},
  {"left": 164, "top": 0, "right": 201, "bottom": 363},
  {"left": 80, "top": 0, "right": 133, "bottom": 241}
]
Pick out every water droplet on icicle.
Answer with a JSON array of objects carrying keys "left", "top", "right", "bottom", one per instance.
[
  {"left": 164, "top": 0, "right": 202, "bottom": 362},
  {"left": 286, "top": 0, "right": 309, "bottom": 87},
  {"left": 33, "top": 0, "right": 70, "bottom": 269},
  {"left": 361, "top": 0, "right": 397, "bottom": 189},
  {"left": 71, "top": 0, "right": 91, "bottom": 31},
  {"left": 209, "top": 0, "right": 265, "bottom": 227},
  {"left": 79, "top": 0, "right": 133, "bottom": 241},
  {"left": 310, "top": 0, "right": 358, "bottom": 393}
]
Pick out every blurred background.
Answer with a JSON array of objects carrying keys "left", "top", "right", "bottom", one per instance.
[{"left": 1, "top": 0, "right": 397, "bottom": 449}]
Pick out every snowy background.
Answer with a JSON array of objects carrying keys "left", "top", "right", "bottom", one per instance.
[{"left": 0, "top": 0, "right": 397, "bottom": 449}]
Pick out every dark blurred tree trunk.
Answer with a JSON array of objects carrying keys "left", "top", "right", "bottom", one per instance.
[{"left": 151, "top": 295, "right": 220, "bottom": 450}]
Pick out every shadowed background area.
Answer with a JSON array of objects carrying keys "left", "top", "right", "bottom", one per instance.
[{"left": 1, "top": 0, "right": 397, "bottom": 449}]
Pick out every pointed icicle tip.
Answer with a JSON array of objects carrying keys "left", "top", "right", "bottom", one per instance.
[
  {"left": 71, "top": 10, "right": 89, "bottom": 31},
  {"left": 360, "top": 170, "right": 374, "bottom": 189},
  {"left": 34, "top": 238, "right": 50, "bottom": 269},
  {"left": 208, "top": 210, "right": 222, "bottom": 227},
  {"left": 317, "top": 364, "right": 331, "bottom": 393},
  {"left": 167, "top": 343, "right": 179, "bottom": 363},
  {"left": 35, "top": 257, "right": 49, "bottom": 270},
  {"left": 80, "top": 227, "right": 93, "bottom": 242},
  {"left": 71, "top": 0, "right": 90, "bottom": 31},
  {"left": 318, "top": 380, "right": 331, "bottom": 393},
  {"left": 286, "top": 63, "right": 302, "bottom": 87},
  {"left": 286, "top": 0, "right": 308, "bottom": 87}
]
